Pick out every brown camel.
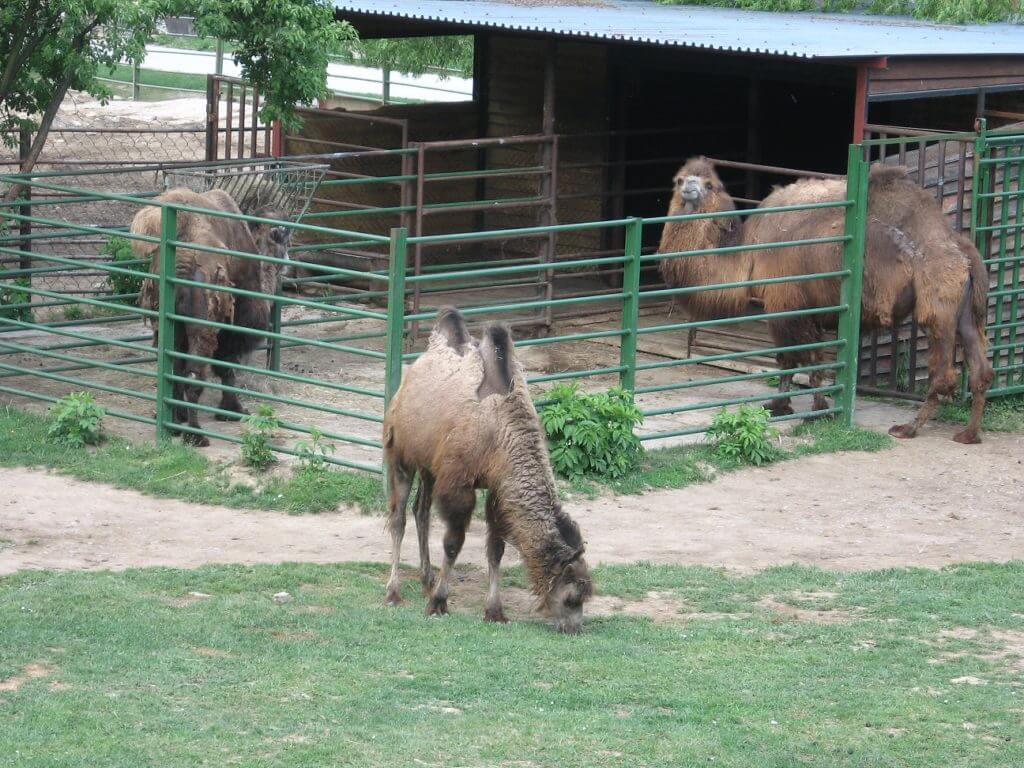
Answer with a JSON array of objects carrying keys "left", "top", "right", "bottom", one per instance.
[
  {"left": 382, "top": 307, "right": 593, "bottom": 633},
  {"left": 132, "top": 188, "right": 292, "bottom": 445},
  {"left": 658, "top": 157, "right": 992, "bottom": 443}
]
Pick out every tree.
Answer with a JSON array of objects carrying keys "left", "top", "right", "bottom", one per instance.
[
  {"left": 346, "top": 37, "right": 474, "bottom": 78},
  {"left": 0, "top": 0, "right": 353, "bottom": 200}
]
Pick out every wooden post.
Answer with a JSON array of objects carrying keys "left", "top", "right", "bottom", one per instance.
[
  {"left": 538, "top": 40, "right": 557, "bottom": 330},
  {"left": 131, "top": 60, "right": 141, "bottom": 101},
  {"left": 17, "top": 128, "right": 31, "bottom": 273},
  {"left": 852, "top": 63, "right": 869, "bottom": 143},
  {"left": 745, "top": 77, "right": 761, "bottom": 200}
]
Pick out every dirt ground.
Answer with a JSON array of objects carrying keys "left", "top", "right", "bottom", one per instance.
[{"left": 2, "top": 411, "right": 1021, "bottom": 577}]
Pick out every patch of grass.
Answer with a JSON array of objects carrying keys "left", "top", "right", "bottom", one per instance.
[
  {"left": 151, "top": 34, "right": 230, "bottom": 52},
  {"left": 599, "top": 420, "right": 892, "bottom": 496},
  {"left": 2, "top": 561, "right": 1023, "bottom": 766},
  {"left": 103, "top": 64, "right": 207, "bottom": 98},
  {"left": 0, "top": 406, "right": 384, "bottom": 514},
  {"left": 936, "top": 393, "right": 1024, "bottom": 433}
]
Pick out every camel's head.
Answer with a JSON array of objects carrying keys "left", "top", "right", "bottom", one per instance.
[
  {"left": 248, "top": 207, "right": 293, "bottom": 272},
  {"left": 539, "top": 507, "right": 593, "bottom": 634},
  {"left": 247, "top": 208, "right": 292, "bottom": 284},
  {"left": 543, "top": 556, "right": 593, "bottom": 634},
  {"left": 672, "top": 156, "right": 727, "bottom": 212}
]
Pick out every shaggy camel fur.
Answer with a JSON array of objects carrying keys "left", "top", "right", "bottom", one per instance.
[
  {"left": 382, "top": 307, "right": 593, "bottom": 633},
  {"left": 133, "top": 188, "right": 291, "bottom": 445},
  {"left": 658, "top": 157, "right": 993, "bottom": 443}
]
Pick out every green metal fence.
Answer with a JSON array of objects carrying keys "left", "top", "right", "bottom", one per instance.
[
  {"left": 972, "top": 121, "right": 1024, "bottom": 397},
  {"left": 0, "top": 144, "right": 871, "bottom": 473}
]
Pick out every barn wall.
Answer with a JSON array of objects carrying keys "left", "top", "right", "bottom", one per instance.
[
  {"left": 869, "top": 57, "right": 1024, "bottom": 97},
  {"left": 286, "top": 101, "right": 479, "bottom": 270},
  {"left": 483, "top": 36, "right": 610, "bottom": 259}
]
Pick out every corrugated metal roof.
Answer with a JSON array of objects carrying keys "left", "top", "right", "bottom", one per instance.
[{"left": 334, "top": 0, "right": 1024, "bottom": 59}]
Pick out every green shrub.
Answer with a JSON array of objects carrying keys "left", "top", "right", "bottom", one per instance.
[
  {"left": 102, "top": 236, "right": 142, "bottom": 303},
  {"left": 241, "top": 405, "right": 279, "bottom": 470},
  {"left": 295, "top": 427, "right": 334, "bottom": 473},
  {"left": 48, "top": 392, "right": 106, "bottom": 448},
  {"left": 0, "top": 277, "right": 32, "bottom": 322},
  {"left": 706, "top": 405, "right": 780, "bottom": 466},
  {"left": 62, "top": 304, "right": 85, "bottom": 322},
  {"left": 540, "top": 383, "right": 643, "bottom": 480}
]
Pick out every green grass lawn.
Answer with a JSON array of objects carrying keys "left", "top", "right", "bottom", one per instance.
[
  {"left": 0, "top": 406, "right": 384, "bottom": 514},
  {"left": 0, "top": 405, "right": 889, "bottom": 514},
  {"left": 1, "top": 561, "right": 1022, "bottom": 767},
  {"left": 102, "top": 64, "right": 207, "bottom": 99},
  {"left": 937, "top": 393, "right": 1024, "bottom": 433}
]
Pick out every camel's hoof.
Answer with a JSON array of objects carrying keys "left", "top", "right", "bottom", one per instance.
[
  {"left": 183, "top": 433, "right": 211, "bottom": 447},
  {"left": 214, "top": 412, "right": 243, "bottom": 422},
  {"left": 483, "top": 607, "right": 509, "bottom": 624},
  {"left": 384, "top": 590, "right": 403, "bottom": 606},
  {"left": 888, "top": 423, "right": 917, "bottom": 440},
  {"left": 768, "top": 403, "right": 794, "bottom": 418},
  {"left": 952, "top": 429, "right": 981, "bottom": 445},
  {"left": 426, "top": 597, "right": 449, "bottom": 617}
]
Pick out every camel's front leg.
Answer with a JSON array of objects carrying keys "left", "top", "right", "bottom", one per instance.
[
  {"left": 413, "top": 472, "right": 436, "bottom": 595},
  {"left": 213, "top": 359, "right": 248, "bottom": 421},
  {"left": 427, "top": 487, "right": 474, "bottom": 616},
  {"left": 483, "top": 492, "right": 508, "bottom": 623}
]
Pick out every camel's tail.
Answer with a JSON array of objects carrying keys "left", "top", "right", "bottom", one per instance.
[{"left": 477, "top": 322, "right": 515, "bottom": 399}]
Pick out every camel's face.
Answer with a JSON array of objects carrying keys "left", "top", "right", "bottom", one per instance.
[
  {"left": 543, "top": 559, "right": 593, "bottom": 634},
  {"left": 674, "top": 172, "right": 714, "bottom": 209}
]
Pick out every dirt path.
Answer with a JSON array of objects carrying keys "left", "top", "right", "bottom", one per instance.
[{"left": 2, "top": 421, "right": 1021, "bottom": 576}]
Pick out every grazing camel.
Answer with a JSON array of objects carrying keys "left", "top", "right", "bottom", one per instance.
[
  {"left": 658, "top": 157, "right": 992, "bottom": 444},
  {"left": 382, "top": 307, "right": 593, "bottom": 633},
  {"left": 133, "top": 188, "right": 292, "bottom": 444}
]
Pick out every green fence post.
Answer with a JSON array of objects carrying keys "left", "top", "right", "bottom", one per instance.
[
  {"left": 267, "top": 289, "right": 282, "bottom": 371},
  {"left": 837, "top": 144, "right": 868, "bottom": 426},
  {"left": 155, "top": 205, "right": 178, "bottom": 443},
  {"left": 619, "top": 218, "right": 642, "bottom": 391},
  {"left": 384, "top": 227, "right": 408, "bottom": 405}
]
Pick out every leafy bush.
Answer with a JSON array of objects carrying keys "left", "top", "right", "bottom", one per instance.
[
  {"left": 0, "top": 277, "right": 32, "bottom": 322},
  {"left": 102, "top": 236, "right": 142, "bottom": 303},
  {"left": 706, "top": 405, "right": 779, "bottom": 466},
  {"left": 540, "top": 383, "right": 643, "bottom": 480},
  {"left": 295, "top": 427, "right": 334, "bottom": 473},
  {"left": 241, "top": 405, "right": 279, "bottom": 470},
  {"left": 48, "top": 392, "right": 106, "bottom": 448},
  {"left": 62, "top": 304, "right": 85, "bottom": 322}
]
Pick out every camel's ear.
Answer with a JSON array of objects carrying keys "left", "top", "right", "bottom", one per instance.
[{"left": 270, "top": 226, "right": 291, "bottom": 246}]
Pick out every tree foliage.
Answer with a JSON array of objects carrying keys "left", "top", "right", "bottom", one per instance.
[
  {"left": 343, "top": 36, "right": 474, "bottom": 78},
  {"left": 192, "top": 0, "right": 355, "bottom": 129},
  {"left": 656, "top": 0, "right": 1020, "bottom": 24},
  {"left": 0, "top": 0, "right": 353, "bottom": 174}
]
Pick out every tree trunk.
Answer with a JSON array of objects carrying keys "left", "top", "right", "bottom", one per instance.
[{"left": 1, "top": 17, "right": 98, "bottom": 204}]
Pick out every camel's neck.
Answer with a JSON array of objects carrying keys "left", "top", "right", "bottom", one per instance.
[
  {"left": 658, "top": 195, "right": 752, "bottom": 320},
  {"left": 257, "top": 263, "right": 280, "bottom": 297}
]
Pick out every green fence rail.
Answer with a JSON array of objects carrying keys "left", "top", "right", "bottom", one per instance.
[{"left": 0, "top": 144, "right": 873, "bottom": 473}]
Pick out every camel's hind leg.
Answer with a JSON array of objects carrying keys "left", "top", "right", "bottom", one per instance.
[
  {"left": 889, "top": 324, "right": 956, "bottom": 439},
  {"left": 384, "top": 462, "right": 414, "bottom": 605},
  {"left": 414, "top": 471, "right": 436, "bottom": 595},
  {"left": 952, "top": 303, "right": 994, "bottom": 445},
  {"left": 427, "top": 486, "right": 474, "bottom": 616},
  {"left": 483, "top": 491, "right": 508, "bottom": 623}
]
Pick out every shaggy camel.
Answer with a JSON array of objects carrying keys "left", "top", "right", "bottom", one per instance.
[
  {"left": 133, "top": 188, "right": 292, "bottom": 445},
  {"left": 382, "top": 307, "right": 593, "bottom": 633},
  {"left": 659, "top": 157, "right": 992, "bottom": 443}
]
